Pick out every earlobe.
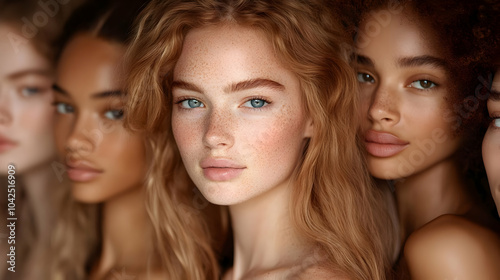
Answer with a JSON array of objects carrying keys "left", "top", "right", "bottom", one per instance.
[{"left": 304, "top": 118, "right": 314, "bottom": 138}]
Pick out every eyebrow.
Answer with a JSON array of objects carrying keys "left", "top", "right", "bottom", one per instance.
[
  {"left": 354, "top": 54, "right": 448, "bottom": 70},
  {"left": 172, "top": 78, "right": 285, "bottom": 94},
  {"left": 8, "top": 69, "right": 52, "bottom": 79},
  {"left": 354, "top": 55, "right": 374, "bottom": 68},
  {"left": 397, "top": 55, "right": 448, "bottom": 69},
  {"left": 53, "top": 84, "right": 123, "bottom": 98}
]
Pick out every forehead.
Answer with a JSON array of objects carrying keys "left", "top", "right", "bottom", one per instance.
[
  {"left": 56, "top": 34, "right": 124, "bottom": 97},
  {"left": 356, "top": 10, "right": 439, "bottom": 60},
  {"left": 0, "top": 24, "right": 51, "bottom": 78},
  {"left": 174, "top": 23, "right": 289, "bottom": 81}
]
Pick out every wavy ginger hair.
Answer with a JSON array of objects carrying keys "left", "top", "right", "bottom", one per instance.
[{"left": 126, "top": 0, "right": 397, "bottom": 279}]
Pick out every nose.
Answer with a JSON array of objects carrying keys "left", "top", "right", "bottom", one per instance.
[
  {"left": 65, "top": 114, "right": 102, "bottom": 158},
  {"left": 202, "top": 108, "right": 234, "bottom": 149},
  {"left": 0, "top": 87, "right": 12, "bottom": 126},
  {"left": 367, "top": 84, "right": 400, "bottom": 126}
]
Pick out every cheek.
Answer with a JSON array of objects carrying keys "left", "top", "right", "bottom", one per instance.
[
  {"left": 100, "top": 132, "right": 147, "bottom": 183},
  {"left": 172, "top": 114, "right": 200, "bottom": 156},
  {"left": 18, "top": 102, "right": 55, "bottom": 137},
  {"left": 483, "top": 129, "right": 500, "bottom": 176}
]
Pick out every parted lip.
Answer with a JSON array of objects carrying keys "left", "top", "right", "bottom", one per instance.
[
  {"left": 66, "top": 159, "right": 103, "bottom": 173},
  {"left": 364, "top": 129, "right": 409, "bottom": 145},
  {"left": 200, "top": 158, "right": 246, "bottom": 169}
]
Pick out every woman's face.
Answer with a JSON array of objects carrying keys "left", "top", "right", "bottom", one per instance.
[
  {"left": 54, "top": 34, "right": 146, "bottom": 203},
  {"left": 0, "top": 24, "right": 56, "bottom": 174},
  {"left": 355, "top": 11, "right": 461, "bottom": 180},
  {"left": 171, "top": 24, "right": 313, "bottom": 206},
  {"left": 482, "top": 70, "right": 500, "bottom": 214}
]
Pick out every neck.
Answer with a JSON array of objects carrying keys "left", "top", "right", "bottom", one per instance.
[
  {"left": 229, "top": 181, "right": 312, "bottom": 279},
  {"left": 395, "top": 158, "right": 473, "bottom": 236},
  {"left": 93, "top": 187, "right": 155, "bottom": 276}
]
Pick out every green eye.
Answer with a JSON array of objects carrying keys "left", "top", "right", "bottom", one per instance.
[
  {"left": 104, "top": 109, "right": 124, "bottom": 120},
  {"left": 357, "top": 73, "right": 375, "bottom": 83},
  {"left": 55, "top": 102, "right": 74, "bottom": 114}
]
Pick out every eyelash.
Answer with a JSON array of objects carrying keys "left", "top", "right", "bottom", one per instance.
[
  {"left": 52, "top": 101, "right": 124, "bottom": 120},
  {"left": 489, "top": 115, "right": 500, "bottom": 130},
  {"left": 174, "top": 96, "right": 272, "bottom": 110},
  {"left": 242, "top": 96, "right": 272, "bottom": 110}
]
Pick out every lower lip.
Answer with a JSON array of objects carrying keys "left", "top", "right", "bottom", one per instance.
[
  {"left": 67, "top": 168, "right": 102, "bottom": 182},
  {"left": 203, "top": 167, "right": 244, "bottom": 181},
  {"left": 365, "top": 142, "right": 408, "bottom": 158},
  {"left": 0, "top": 143, "right": 16, "bottom": 153}
]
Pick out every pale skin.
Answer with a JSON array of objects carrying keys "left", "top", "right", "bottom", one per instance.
[
  {"left": 356, "top": 10, "right": 500, "bottom": 279},
  {"left": 54, "top": 33, "right": 164, "bottom": 279},
  {"left": 0, "top": 23, "right": 59, "bottom": 280},
  {"left": 483, "top": 70, "right": 500, "bottom": 216},
  {"left": 171, "top": 23, "right": 346, "bottom": 280}
]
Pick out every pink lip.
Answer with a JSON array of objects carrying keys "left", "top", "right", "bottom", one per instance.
[
  {"left": 66, "top": 159, "right": 103, "bottom": 182},
  {"left": 364, "top": 130, "right": 409, "bottom": 158},
  {"left": 201, "top": 158, "right": 246, "bottom": 181},
  {"left": 0, "top": 135, "right": 17, "bottom": 153}
]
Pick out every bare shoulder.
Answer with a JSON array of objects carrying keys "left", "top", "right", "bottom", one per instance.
[{"left": 404, "top": 214, "right": 500, "bottom": 280}]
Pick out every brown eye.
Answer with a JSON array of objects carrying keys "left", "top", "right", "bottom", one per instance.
[{"left": 410, "top": 80, "right": 436, "bottom": 90}]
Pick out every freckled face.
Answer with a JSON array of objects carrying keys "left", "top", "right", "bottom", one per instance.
[
  {"left": 355, "top": 11, "right": 461, "bottom": 180},
  {"left": 171, "top": 24, "right": 313, "bottom": 206},
  {"left": 54, "top": 34, "right": 147, "bottom": 203},
  {"left": 482, "top": 70, "right": 500, "bottom": 215},
  {"left": 0, "top": 24, "right": 56, "bottom": 174}
]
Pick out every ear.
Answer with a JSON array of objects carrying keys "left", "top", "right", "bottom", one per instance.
[{"left": 303, "top": 117, "right": 314, "bottom": 138}]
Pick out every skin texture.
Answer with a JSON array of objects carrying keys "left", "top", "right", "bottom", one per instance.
[
  {"left": 171, "top": 24, "right": 344, "bottom": 280},
  {"left": 172, "top": 24, "right": 313, "bottom": 206},
  {"left": 54, "top": 34, "right": 146, "bottom": 203},
  {"left": 0, "top": 24, "right": 56, "bottom": 174},
  {"left": 55, "top": 34, "right": 161, "bottom": 279},
  {"left": 355, "top": 10, "right": 500, "bottom": 279},
  {"left": 0, "top": 23, "right": 61, "bottom": 280},
  {"left": 483, "top": 70, "right": 500, "bottom": 216}
]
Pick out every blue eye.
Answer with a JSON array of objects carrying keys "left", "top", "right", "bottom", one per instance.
[
  {"left": 104, "top": 109, "right": 124, "bottom": 120},
  {"left": 243, "top": 99, "right": 268, "bottom": 108},
  {"left": 357, "top": 73, "right": 375, "bottom": 83},
  {"left": 55, "top": 102, "right": 74, "bottom": 114},
  {"left": 179, "top": 99, "right": 204, "bottom": 109},
  {"left": 21, "top": 87, "right": 41, "bottom": 96},
  {"left": 409, "top": 80, "right": 436, "bottom": 90}
]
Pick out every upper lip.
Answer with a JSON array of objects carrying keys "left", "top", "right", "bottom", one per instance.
[
  {"left": 365, "top": 130, "right": 409, "bottom": 145},
  {"left": 66, "top": 158, "right": 103, "bottom": 172},
  {"left": 0, "top": 134, "right": 17, "bottom": 146},
  {"left": 200, "top": 158, "right": 246, "bottom": 169}
]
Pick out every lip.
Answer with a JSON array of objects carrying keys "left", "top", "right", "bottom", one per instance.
[
  {"left": 66, "top": 159, "right": 103, "bottom": 182},
  {"left": 201, "top": 158, "right": 246, "bottom": 181},
  {"left": 0, "top": 135, "right": 17, "bottom": 153},
  {"left": 364, "top": 129, "right": 409, "bottom": 158}
]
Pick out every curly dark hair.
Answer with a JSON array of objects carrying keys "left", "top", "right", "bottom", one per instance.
[{"left": 342, "top": 0, "right": 500, "bottom": 212}]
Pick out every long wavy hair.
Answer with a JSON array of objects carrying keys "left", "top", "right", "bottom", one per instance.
[
  {"left": 50, "top": 1, "right": 224, "bottom": 279},
  {"left": 125, "top": 0, "right": 397, "bottom": 279}
]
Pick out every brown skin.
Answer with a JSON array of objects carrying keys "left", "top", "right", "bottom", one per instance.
[
  {"left": 483, "top": 70, "right": 500, "bottom": 216},
  {"left": 355, "top": 10, "right": 500, "bottom": 279},
  {"left": 54, "top": 33, "right": 164, "bottom": 279}
]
